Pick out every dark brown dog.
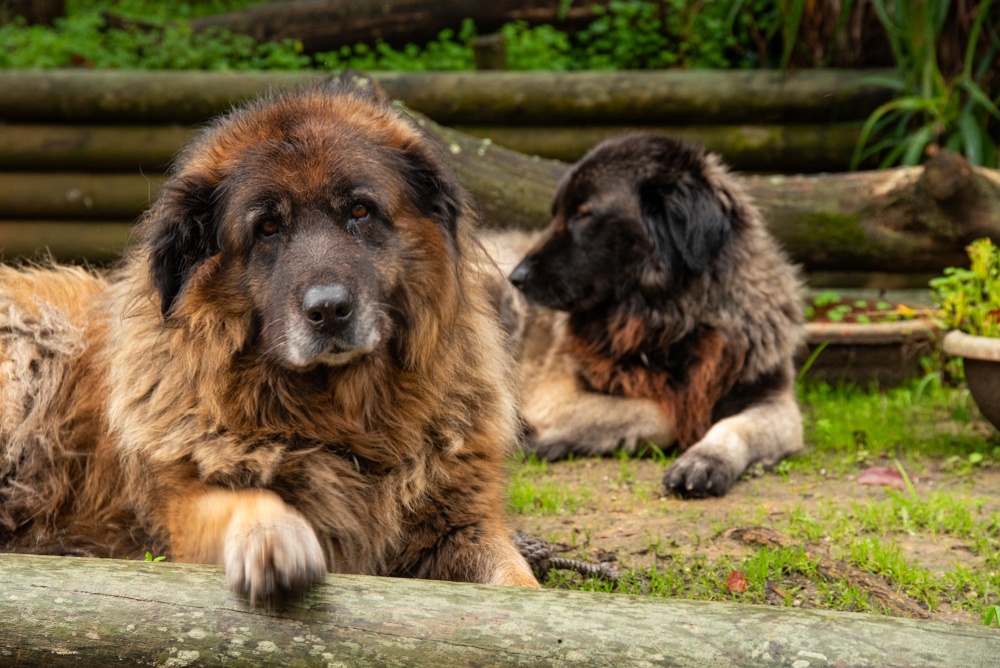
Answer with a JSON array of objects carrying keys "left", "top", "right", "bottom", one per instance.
[
  {"left": 488, "top": 134, "right": 804, "bottom": 498},
  {"left": 0, "top": 77, "right": 538, "bottom": 604}
]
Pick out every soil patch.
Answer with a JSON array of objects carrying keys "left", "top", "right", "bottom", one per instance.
[{"left": 511, "top": 457, "right": 1000, "bottom": 624}]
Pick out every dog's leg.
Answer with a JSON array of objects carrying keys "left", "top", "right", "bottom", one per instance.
[
  {"left": 663, "top": 389, "right": 803, "bottom": 497},
  {"left": 166, "top": 486, "right": 327, "bottom": 605},
  {"left": 469, "top": 530, "right": 542, "bottom": 588},
  {"left": 524, "top": 388, "right": 675, "bottom": 460},
  {"left": 411, "top": 521, "right": 540, "bottom": 588}
]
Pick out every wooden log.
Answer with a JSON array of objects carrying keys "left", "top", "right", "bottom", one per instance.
[
  {"left": 2, "top": 141, "right": 999, "bottom": 272},
  {"left": 0, "top": 124, "right": 195, "bottom": 171},
  {"left": 415, "top": 113, "right": 1000, "bottom": 273},
  {"left": 187, "top": 0, "right": 607, "bottom": 54},
  {"left": 0, "top": 173, "right": 164, "bottom": 220},
  {"left": 472, "top": 33, "right": 508, "bottom": 71},
  {"left": 0, "top": 554, "right": 995, "bottom": 667},
  {"left": 0, "top": 221, "right": 131, "bottom": 263},
  {"left": 0, "top": 69, "right": 894, "bottom": 125},
  {"left": 456, "top": 122, "right": 862, "bottom": 171},
  {"left": 0, "top": 122, "right": 861, "bottom": 173},
  {"left": 0, "top": 0, "right": 64, "bottom": 25}
]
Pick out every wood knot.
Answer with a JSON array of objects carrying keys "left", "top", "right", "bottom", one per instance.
[{"left": 921, "top": 145, "right": 972, "bottom": 201}]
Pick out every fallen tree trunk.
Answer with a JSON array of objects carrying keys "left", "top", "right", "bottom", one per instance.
[
  {"left": 2, "top": 143, "right": 998, "bottom": 272},
  {"left": 0, "top": 554, "right": 994, "bottom": 667},
  {"left": 419, "top": 114, "right": 1000, "bottom": 273},
  {"left": 0, "top": 122, "right": 861, "bottom": 173},
  {"left": 456, "top": 122, "right": 862, "bottom": 170},
  {"left": 0, "top": 69, "right": 894, "bottom": 125},
  {"left": 187, "top": 0, "right": 607, "bottom": 53}
]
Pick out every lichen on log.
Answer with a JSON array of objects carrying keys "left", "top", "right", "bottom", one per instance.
[{"left": 0, "top": 553, "right": 996, "bottom": 667}]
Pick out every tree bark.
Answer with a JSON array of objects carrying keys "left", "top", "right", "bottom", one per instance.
[
  {"left": 0, "top": 0, "right": 64, "bottom": 25},
  {"left": 0, "top": 554, "right": 995, "bottom": 668},
  {"left": 0, "top": 122, "right": 861, "bottom": 173},
  {"left": 0, "top": 69, "right": 894, "bottom": 125},
  {"left": 0, "top": 173, "right": 164, "bottom": 220},
  {"left": 186, "top": 0, "right": 608, "bottom": 53},
  {"left": 455, "top": 123, "right": 862, "bottom": 171},
  {"left": 0, "top": 124, "right": 196, "bottom": 171},
  {"left": 418, "top": 114, "right": 1000, "bottom": 273},
  {"left": 1, "top": 144, "right": 998, "bottom": 272},
  {"left": 0, "top": 221, "right": 130, "bottom": 264}
]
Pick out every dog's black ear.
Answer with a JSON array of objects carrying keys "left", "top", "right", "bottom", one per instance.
[
  {"left": 396, "top": 140, "right": 466, "bottom": 239},
  {"left": 639, "top": 178, "right": 731, "bottom": 278},
  {"left": 145, "top": 175, "right": 221, "bottom": 316}
]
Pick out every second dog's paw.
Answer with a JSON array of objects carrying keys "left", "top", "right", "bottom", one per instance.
[
  {"left": 525, "top": 438, "right": 580, "bottom": 461},
  {"left": 662, "top": 451, "right": 739, "bottom": 498},
  {"left": 224, "top": 505, "right": 326, "bottom": 607}
]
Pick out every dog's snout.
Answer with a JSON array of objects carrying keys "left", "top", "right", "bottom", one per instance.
[
  {"left": 302, "top": 284, "right": 355, "bottom": 333},
  {"left": 509, "top": 262, "right": 531, "bottom": 291}
]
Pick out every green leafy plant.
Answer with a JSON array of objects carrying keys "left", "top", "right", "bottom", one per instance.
[
  {"left": 0, "top": 13, "right": 311, "bottom": 70},
  {"left": 2, "top": 0, "right": 784, "bottom": 72},
  {"left": 804, "top": 290, "right": 923, "bottom": 324},
  {"left": 987, "top": 604, "right": 999, "bottom": 626},
  {"left": 852, "top": 0, "right": 1000, "bottom": 169},
  {"left": 930, "top": 238, "right": 1000, "bottom": 337}
]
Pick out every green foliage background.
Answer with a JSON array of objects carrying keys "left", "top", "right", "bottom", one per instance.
[
  {"left": 1, "top": 0, "right": 997, "bottom": 167},
  {"left": 0, "top": 0, "right": 784, "bottom": 71}
]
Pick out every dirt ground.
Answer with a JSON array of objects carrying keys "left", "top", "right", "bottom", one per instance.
[{"left": 511, "top": 456, "right": 1000, "bottom": 624}]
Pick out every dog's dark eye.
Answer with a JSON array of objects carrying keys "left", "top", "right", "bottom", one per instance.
[
  {"left": 350, "top": 203, "right": 370, "bottom": 221},
  {"left": 257, "top": 220, "right": 281, "bottom": 238}
]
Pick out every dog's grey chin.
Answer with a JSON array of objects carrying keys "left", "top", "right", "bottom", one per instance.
[
  {"left": 281, "top": 336, "right": 381, "bottom": 371},
  {"left": 314, "top": 348, "right": 372, "bottom": 367},
  {"left": 305, "top": 341, "right": 380, "bottom": 368}
]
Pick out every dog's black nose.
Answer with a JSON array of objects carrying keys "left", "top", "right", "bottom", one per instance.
[
  {"left": 302, "top": 284, "right": 354, "bottom": 333},
  {"left": 509, "top": 262, "right": 531, "bottom": 291}
]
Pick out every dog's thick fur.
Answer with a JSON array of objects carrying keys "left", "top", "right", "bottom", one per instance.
[
  {"left": 487, "top": 134, "right": 804, "bottom": 498},
  {"left": 0, "top": 78, "right": 538, "bottom": 603}
]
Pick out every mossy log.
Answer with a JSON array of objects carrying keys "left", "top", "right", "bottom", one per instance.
[
  {"left": 0, "top": 122, "right": 860, "bottom": 173},
  {"left": 0, "top": 554, "right": 996, "bottom": 667},
  {"left": 455, "top": 122, "right": 862, "bottom": 170},
  {"left": 2, "top": 143, "right": 999, "bottom": 271},
  {"left": 421, "top": 115, "right": 1000, "bottom": 273},
  {"left": 0, "top": 69, "right": 893, "bottom": 125}
]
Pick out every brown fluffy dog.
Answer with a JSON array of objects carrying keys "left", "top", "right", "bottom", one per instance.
[
  {"left": 486, "top": 134, "right": 804, "bottom": 498},
  {"left": 0, "top": 78, "right": 538, "bottom": 604}
]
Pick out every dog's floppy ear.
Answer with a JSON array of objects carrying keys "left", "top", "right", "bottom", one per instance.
[
  {"left": 145, "top": 174, "right": 221, "bottom": 316},
  {"left": 396, "top": 140, "right": 466, "bottom": 239},
  {"left": 639, "top": 178, "right": 731, "bottom": 279}
]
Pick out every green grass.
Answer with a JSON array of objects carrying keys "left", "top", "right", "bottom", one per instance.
[
  {"left": 800, "top": 376, "right": 997, "bottom": 469},
  {"left": 512, "top": 378, "right": 1000, "bottom": 622},
  {"left": 508, "top": 454, "right": 591, "bottom": 516}
]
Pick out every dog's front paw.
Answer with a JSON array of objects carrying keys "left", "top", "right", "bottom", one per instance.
[
  {"left": 224, "top": 502, "right": 326, "bottom": 606},
  {"left": 525, "top": 438, "right": 580, "bottom": 461},
  {"left": 663, "top": 451, "right": 739, "bottom": 498}
]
